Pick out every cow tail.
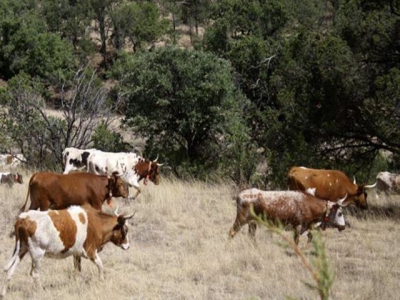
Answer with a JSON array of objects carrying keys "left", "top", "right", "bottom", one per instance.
[
  {"left": 19, "top": 189, "right": 30, "bottom": 213},
  {"left": 4, "top": 229, "right": 20, "bottom": 271}
]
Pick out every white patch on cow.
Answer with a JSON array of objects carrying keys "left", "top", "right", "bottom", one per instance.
[
  {"left": 120, "top": 238, "right": 130, "bottom": 250},
  {"left": 327, "top": 174, "right": 331, "bottom": 177},
  {"left": 377, "top": 172, "right": 393, "bottom": 189},
  {"left": 88, "top": 151, "right": 140, "bottom": 187},
  {"left": 63, "top": 147, "right": 98, "bottom": 174},
  {"left": 305, "top": 188, "right": 316, "bottom": 196},
  {"left": 238, "top": 189, "right": 306, "bottom": 215},
  {"left": 23, "top": 206, "right": 88, "bottom": 259},
  {"left": 329, "top": 204, "right": 345, "bottom": 228}
]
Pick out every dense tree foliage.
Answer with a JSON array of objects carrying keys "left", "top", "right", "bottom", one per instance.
[
  {"left": 0, "top": 0, "right": 398, "bottom": 185},
  {"left": 111, "top": 47, "right": 254, "bottom": 181}
]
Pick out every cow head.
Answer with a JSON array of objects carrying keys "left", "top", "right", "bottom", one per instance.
[
  {"left": 135, "top": 157, "right": 163, "bottom": 185},
  {"left": 108, "top": 172, "right": 130, "bottom": 198},
  {"left": 348, "top": 182, "right": 377, "bottom": 209},
  {"left": 109, "top": 212, "right": 135, "bottom": 250},
  {"left": 322, "top": 197, "right": 349, "bottom": 231}
]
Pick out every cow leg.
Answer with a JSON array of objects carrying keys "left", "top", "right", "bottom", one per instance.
[
  {"left": 294, "top": 225, "right": 302, "bottom": 245},
  {"left": 130, "top": 187, "right": 141, "bottom": 200},
  {"left": 73, "top": 255, "right": 82, "bottom": 272},
  {"left": 29, "top": 250, "right": 45, "bottom": 290},
  {"left": 307, "top": 231, "right": 313, "bottom": 245},
  {"left": 248, "top": 222, "right": 258, "bottom": 246},
  {"left": 228, "top": 210, "right": 248, "bottom": 241},
  {"left": 90, "top": 253, "right": 104, "bottom": 281},
  {"left": 1, "top": 242, "right": 29, "bottom": 297}
]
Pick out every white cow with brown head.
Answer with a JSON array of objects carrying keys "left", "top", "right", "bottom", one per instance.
[
  {"left": 87, "top": 150, "right": 163, "bottom": 199},
  {"left": 1, "top": 206, "right": 134, "bottom": 297}
]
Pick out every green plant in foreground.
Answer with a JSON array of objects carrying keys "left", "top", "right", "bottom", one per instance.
[{"left": 250, "top": 207, "right": 334, "bottom": 300}]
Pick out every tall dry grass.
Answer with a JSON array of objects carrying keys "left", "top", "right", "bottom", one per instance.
[{"left": 0, "top": 170, "right": 399, "bottom": 300}]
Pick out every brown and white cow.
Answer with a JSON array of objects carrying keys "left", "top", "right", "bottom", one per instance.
[
  {"left": 228, "top": 189, "right": 347, "bottom": 245},
  {"left": 375, "top": 171, "right": 400, "bottom": 199},
  {"left": 88, "top": 151, "right": 163, "bottom": 199},
  {"left": 1, "top": 205, "right": 134, "bottom": 296},
  {"left": 19, "top": 172, "right": 129, "bottom": 213},
  {"left": 288, "top": 166, "right": 376, "bottom": 209},
  {"left": 0, "top": 172, "right": 23, "bottom": 186}
]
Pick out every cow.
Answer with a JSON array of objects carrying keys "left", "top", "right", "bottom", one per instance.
[
  {"left": 1, "top": 205, "right": 134, "bottom": 297},
  {"left": 375, "top": 171, "right": 400, "bottom": 199},
  {"left": 0, "top": 172, "right": 23, "bottom": 186},
  {"left": 19, "top": 172, "right": 129, "bottom": 213},
  {"left": 0, "top": 154, "right": 25, "bottom": 168},
  {"left": 62, "top": 147, "right": 98, "bottom": 174},
  {"left": 287, "top": 166, "right": 377, "bottom": 209},
  {"left": 87, "top": 150, "right": 163, "bottom": 199},
  {"left": 228, "top": 189, "right": 347, "bottom": 245}
]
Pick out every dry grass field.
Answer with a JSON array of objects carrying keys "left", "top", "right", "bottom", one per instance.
[{"left": 0, "top": 169, "right": 399, "bottom": 300}]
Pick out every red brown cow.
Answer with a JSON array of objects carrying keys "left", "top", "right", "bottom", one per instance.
[
  {"left": 288, "top": 166, "right": 376, "bottom": 209},
  {"left": 228, "top": 189, "right": 347, "bottom": 245},
  {"left": 1, "top": 205, "right": 134, "bottom": 297},
  {"left": 19, "top": 172, "right": 129, "bottom": 213}
]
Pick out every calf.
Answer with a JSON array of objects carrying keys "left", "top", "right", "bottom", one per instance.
[
  {"left": 19, "top": 172, "right": 129, "bottom": 213},
  {"left": 0, "top": 173, "right": 23, "bottom": 187},
  {"left": 1, "top": 206, "right": 134, "bottom": 296},
  {"left": 228, "top": 189, "right": 347, "bottom": 245}
]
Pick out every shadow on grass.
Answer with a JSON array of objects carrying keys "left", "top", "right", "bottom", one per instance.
[{"left": 345, "top": 201, "right": 400, "bottom": 222}]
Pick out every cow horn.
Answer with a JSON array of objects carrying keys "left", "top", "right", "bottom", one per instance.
[
  {"left": 337, "top": 194, "right": 350, "bottom": 206},
  {"left": 364, "top": 181, "right": 377, "bottom": 189},
  {"left": 114, "top": 206, "right": 119, "bottom": 216},
  {"left": 157, "top": 163, "right": 164, "bottom": 167},
  {"left": 353, "top": 176, "right": 356, "bottom": 184},
  {"left": 153, "top": 155, "right": 159, "bottom": 163},
  {"left": 124, "top": 211, "right": 136, "bottom": 220}
]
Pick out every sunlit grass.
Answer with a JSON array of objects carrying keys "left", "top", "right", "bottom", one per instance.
[{"left": 0, "top": 170, "right": 398, "bottom": 299}]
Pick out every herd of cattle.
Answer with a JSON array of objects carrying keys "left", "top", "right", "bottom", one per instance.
[
  {"left": 1, "top": 147, "right": 162, "bottom": 297},
  {"left": 0, "top": 150, "right": 399, "bottom": 297}
]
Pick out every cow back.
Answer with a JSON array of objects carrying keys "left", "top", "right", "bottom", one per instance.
[
  {"left": 28, "top": 172, "right": 111, "bottom": 211},
  {"left": 288, "top": 167, "right": 359, "bottom": 199}
]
